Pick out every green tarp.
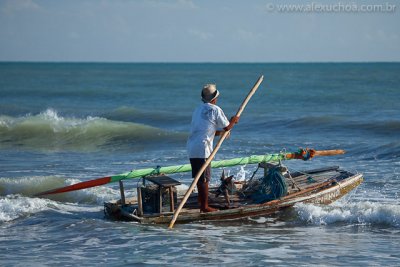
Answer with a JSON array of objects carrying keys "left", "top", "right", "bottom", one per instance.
[{"left": 110, "top": 153, "right": 286, "bottom": 183}]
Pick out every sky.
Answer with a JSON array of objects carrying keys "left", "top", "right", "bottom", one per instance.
[{"left": 0, "top": 0, "right": 399, "bottom": 62}]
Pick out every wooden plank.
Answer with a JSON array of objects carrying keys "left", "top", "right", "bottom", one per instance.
[
  {"left": 137, "top": 187, "right": 143, "bottom": 216},
  {"left": 145, "top": 176, "right": 181, "bottom": 187},
  {"left": 290, "top": 166, "right": 340, "bottom": 177},
  {"left": 119, "top": 180, "right": 126, "bottom": 205},
  {"left": 169, "top": 186, "right": 174, "bottom": 212},
  {"left": 158, "top": 186, "right": 163, "bottom": 213}
]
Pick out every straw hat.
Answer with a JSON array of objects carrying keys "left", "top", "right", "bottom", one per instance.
[{"left": 201, "top": 84, "right": 220, "bottom": 103}]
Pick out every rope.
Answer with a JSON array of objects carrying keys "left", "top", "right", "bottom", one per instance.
[
  {"left": 247, "top": 164, "right": 260, "bottom": 184},
  {"left": 296, "top": 148, "right": 316, "bottom": 161},
  {"left": 251, "top": 165, "right": 288, "bottom": 204},
  {"left": 287, "top": 170, "right": 301, "bottom": 190},
  {"left": 146, "top": 165, "right": 162, "bottom": 177}
]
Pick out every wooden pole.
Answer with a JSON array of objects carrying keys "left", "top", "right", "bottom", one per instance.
[
  {"left": 284, "top": 149, "right": 346, "bottom": 160},
  {"left": 137, "top": 186, "right": 143, "bottom": 216},
  {"left": 314, "top": 149, "right": 345, "bottom": 156},
  {"left": 119, "top": 180, "right": 126, "bottom": 205},
  {"left": 168, "top": 75, "right": 264, "bottom": 229}
]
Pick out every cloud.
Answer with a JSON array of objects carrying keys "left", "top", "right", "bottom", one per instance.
[
  {"left": 145, "top": 0, "right": 198, "bottom": 10},
  {"left": 234, "top": 29, "right": 266, "bottom": 42},
  {"left": 0, "top": 0, "right": 40, "bottom": 16},
  {"left": 364, "top": 29, "right": 400, "bottom": 42},
  {"left": 68, "top": 32, "right": 80, "bottom": 40},
  {"left": 188, "top": 29, "right": 213, "bottom": 40},
  {"left": 177, "top": 0, "right": 198, "bottom": 9}
]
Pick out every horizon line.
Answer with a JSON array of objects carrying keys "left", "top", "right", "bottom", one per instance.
[{"left": 0, "top": 60, "right": 399, "bottom": 64}]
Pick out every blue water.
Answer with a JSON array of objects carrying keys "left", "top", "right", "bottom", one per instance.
[{"left": 0, "top": 63, "right": 399, "bottom": 266}]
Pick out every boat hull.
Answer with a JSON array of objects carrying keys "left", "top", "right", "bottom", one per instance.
[{"left": 104, "top": 168, "right": 363, "bottom": 224}]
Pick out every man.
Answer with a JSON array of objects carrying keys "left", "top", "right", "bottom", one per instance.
[{"left": 187, "top": 84, "right": 239, "bottom": 212}]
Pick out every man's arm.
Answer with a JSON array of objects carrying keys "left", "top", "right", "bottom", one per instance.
[
  {"left": 224, "top": 115, "right": 240, "bottom": 131},
  {"left": 215, "top": 116, "right": 240, "bottom": 136}
]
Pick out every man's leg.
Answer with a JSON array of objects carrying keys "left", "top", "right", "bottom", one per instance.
[
  {"left": 190, "top": 158, "right": 217, "bottom": 212},
  {"left": 202, "top": 181, "right": 217, "bottom": 212}
]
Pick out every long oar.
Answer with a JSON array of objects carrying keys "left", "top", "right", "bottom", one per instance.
[{"left": 168, "top": 75, "right": 264, "bottom": 229}]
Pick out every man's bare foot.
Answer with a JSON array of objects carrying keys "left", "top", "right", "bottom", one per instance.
[{"left": 201, "top": 206, "right": 218, "bottom": 213}]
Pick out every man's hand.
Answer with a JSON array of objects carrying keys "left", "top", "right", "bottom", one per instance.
[
  {"left": 230, "top": 115, "right": 240, "bottom": 124},
  {"left": 224, "top": 116, "right": 240, "bottom": 131},
  {"left": 215, "top": 130, "right": 231, "bottom": 138}
]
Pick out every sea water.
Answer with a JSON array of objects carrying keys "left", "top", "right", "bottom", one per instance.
[{"left": 0, "top": 63, "right": 399, "bottom": 266}]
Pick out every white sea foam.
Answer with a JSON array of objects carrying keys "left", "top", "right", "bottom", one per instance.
[
  {"left": 236, "top": 166, "right": 251, "bottom": 181},
  {"left": 0, "top": 174, "right": 114, "bottom": 223},
  {"left": 63, "top": 178, "right": 120, "bottom": 204},
  {"left": 295, "top": 201, "right": 400, "bottom": 227},
  {"left": 40, "top": 108, "right": 63, "bottom": 122},
  {"left": 0, "top": 196, "right": 49, "bottom": 222},
  {"left": 176, "top": 184, "right": 190, "bottom": 195},
  {"left": 0, "top": 176, "right": 119, "bottom": 205},
  {"left": 0, "top": 195, "right": 101, "bottom": 222}
]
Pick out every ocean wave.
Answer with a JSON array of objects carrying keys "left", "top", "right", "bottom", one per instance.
[
  {"left": 0, "top": 195, "right": 52, "bottom": 222},
  {"left": 366, "top": 142, "right": 400, "bottom": 160},
  {"left": 0, "top": 176, "right": 119, "bottom": 205},
  {"left": 346, "top": 141, "right": 400, "bottom": 160},
  {"left": 355, "top": 120, "right": 400, "bottom": 135},
  {"left": 286, "top": 115, "right": 345, "bottom": 128},
  {"left": 0, "top": 195, "right": 103, "bottom": 223},
  {"left": 103, "top": 106, "right": 189, "bottom": 126},
  {"left": 0, "top": 109, "right": 186, "bottom": 152},
  {"left": 0, "top": 174, "right": 114, "bottom": 222},
  {"left": 295, "top": 201, "right": 400, "bottom": 227},
  {"left": 269, "top": 115, "right": 400, "bottom": 135}
]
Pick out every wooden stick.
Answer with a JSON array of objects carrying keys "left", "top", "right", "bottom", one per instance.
[
  {"left": 119, "top": 180, "right": 126, "bottom": 205},
  {"left": 285, "top": 149, "right": 346, "bottom": 160},
  {"left": 168, "top": 75, "right": 264, "bottom": 229},
  {"left": 313, "top": 149, "right": 345, "bottom": 156}
]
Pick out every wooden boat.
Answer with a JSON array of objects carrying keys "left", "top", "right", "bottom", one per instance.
[
  {"left": 35, "top": 148, "right": 363, "bottom": 225},
  {"left": 104, "top": 163, "right": 363, "bottom": 224}
]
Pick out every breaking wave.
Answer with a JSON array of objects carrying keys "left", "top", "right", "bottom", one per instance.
[
  {"left": 0, "top": 175, "right": 122, "bottom": 222},
  {"left": 0, "top": 195, "right": 103, "bottom": 223},
  {"left": 295, "top": 201, "right": 400, "bottom": 227},
  {"left": 0, "top": 109, "right": 186, "bottom": 152},
  {"left": 0, "top": 196, "right": 55, "bottom": 222},
  {"left": 0, "top": 176, "right": 120, "bottom": 204}
]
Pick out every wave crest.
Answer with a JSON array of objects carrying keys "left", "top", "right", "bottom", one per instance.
[
  {"left": 0, "top": 175, "right": 126, "bottom": 222},
  {"left": 0, "top": 109, "right": 185, "bottom": 151},
  {"left": 0, "top": 175, "right": 119, "bottom": 204},
  {"left": 295, "top": 201, "right": 400, "bottom": 227}
]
